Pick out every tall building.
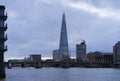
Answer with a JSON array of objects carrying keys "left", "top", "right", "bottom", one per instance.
[
  {"left": 76, "top": 41, "right": 86, "bottom": 61},
  {"left": 113, "top": 41, "right": 120, "bottom": 65},
  {"left": 59, "top": 13, "right": 69, "bottom": 61},
  {"left": 53, "top": 49, "right": 59, "bottom": 61},
  {"left": 0, "top": 5, "right": 7, "bottom": 78}
]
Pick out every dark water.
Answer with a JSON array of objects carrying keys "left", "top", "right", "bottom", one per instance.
[{"left": 1, "top": 68, "right": 120, "bottom": 81}]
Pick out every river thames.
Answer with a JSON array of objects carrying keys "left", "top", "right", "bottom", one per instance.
[{"left": 1, "top": 68, "right": 120, "bottom": 81}]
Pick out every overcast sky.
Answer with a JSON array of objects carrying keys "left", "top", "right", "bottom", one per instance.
[{"left": 1, "top": 0, "right": 120, "bottom": 60}]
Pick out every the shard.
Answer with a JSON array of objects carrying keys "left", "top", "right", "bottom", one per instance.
[{"left": 59, "top": 13, "right": 69, "bottom": 61}]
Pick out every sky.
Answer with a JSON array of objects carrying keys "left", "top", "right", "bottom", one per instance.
[{"left": 1, "top": 0, "right": 120, "bottom": 60}]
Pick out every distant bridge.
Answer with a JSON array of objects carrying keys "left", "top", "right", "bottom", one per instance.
[{"left": 4, "top": 60, "right": 113, "bottom": 68}]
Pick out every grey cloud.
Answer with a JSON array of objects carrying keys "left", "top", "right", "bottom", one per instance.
[{"left": 1, "top": 0, "right": 120, "bottom": 60}]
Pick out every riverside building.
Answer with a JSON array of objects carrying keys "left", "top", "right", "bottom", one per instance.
[
  {"left": 0, "top": 5, "right": 8, "bottom": 78},
  {"left": 53, "top": 49, "right": 59, "bottom": 61},
  {"left": 59, "top": 13, "right": 69, "bottom": 61},
  {"left": 113, "top": 41, "right": 120, "bottom": 66},
  {"left": 76, "top": 41, "right": 86, "bottom": 61},
  {"left": 53, "top": 14, "right": 70, "bottom": 61}
]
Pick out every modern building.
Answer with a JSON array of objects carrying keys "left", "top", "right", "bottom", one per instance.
[
  {"left": 59, "top": 13, "right": 69, "bottom": 61},
  {"left": 76, "top": 41, "right": 86, "bottom": 61},
  {"left": 113, "top": 41, "right": 120, "bottom": 66},
  {"left": 28, "top": 54, "right": 41, "bottom": 61},
  {"left": 53, "top": 49, "right": 59, "bottom": 61},
  {"left": 0, "top": 5, "right": 7, "bottom": 78}
]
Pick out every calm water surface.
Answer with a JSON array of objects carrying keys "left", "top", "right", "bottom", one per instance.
[{"left": 1, "top": 68, "right": 120, "bottom": 81}]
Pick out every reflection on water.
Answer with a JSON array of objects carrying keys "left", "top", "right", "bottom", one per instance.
[{"left": 2, "top": 68, "right": 120, "bottom": 81}]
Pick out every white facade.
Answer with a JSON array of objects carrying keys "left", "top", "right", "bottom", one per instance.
[{"left": 53, "top": 49, "right": 60, "bottom": 61}]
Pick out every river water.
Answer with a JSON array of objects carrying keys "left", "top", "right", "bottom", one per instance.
[{"left": 1, "top": 68, "right": 120, "bottom": 81}]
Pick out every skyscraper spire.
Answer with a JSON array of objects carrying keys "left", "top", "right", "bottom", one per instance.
[{"left": 59, "top": 13, "right": 69, "bottom": 61}]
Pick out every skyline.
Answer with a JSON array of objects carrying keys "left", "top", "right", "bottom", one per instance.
[{"left": 1, "top": 0, "right": 120, "bottom": 60}]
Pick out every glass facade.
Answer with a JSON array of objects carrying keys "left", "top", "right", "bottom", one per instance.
[
  {"left": 0, "top": 9, "right": 4, "bottom": 15},
  {"left": 113, "top": 42, "right": 120, "bottom": 65},
  {"left": 0, "top": 20, "right": 4, "bottom": 26},
  {"left": 59, "top": 14, "right": 69, "bottom": 60}
]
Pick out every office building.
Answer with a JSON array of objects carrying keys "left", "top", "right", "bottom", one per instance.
[
  {"left": 87, "top": 51, "right": 113, "bottom": 63},
  {"left": 113, "top": 41, "right": 120, "bottom": 65},
  {"left": 59, "top": 13, "right": 69, "bottom": 61},
  {"left": 28, "top": 54, "right": 41, "bottom": 61},
  {"left": 53, "top": 49, "right": 59, "bottom": 61},
  {"left": 76, "top": 41, "right": 86, "bottom": 61},
  {"left": 87, "top": 51, "right": 113, "bottom": 67}
]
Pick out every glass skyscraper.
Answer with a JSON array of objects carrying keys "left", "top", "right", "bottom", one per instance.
[{"left": 59, "top": 13, "right": 69, "bottom": 61}]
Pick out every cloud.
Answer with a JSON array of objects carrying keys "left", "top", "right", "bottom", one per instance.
[
  {"left": 2, "top": 0, "right": 120, "bottom": 61},
  {"left": 8, "top": 10, "right": 18, "bottom": 19},
  {"left": 34, "top": 0, "right": 53, "bottom": 5},
  {"left": 63, "top": 0, "right": 120, "bottom": 19}
]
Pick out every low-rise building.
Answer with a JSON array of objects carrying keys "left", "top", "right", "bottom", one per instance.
[
  {"left": 28, "top": 54, "right": 41, "bottom": 61},
  {"left": 87, "top": 51, "right": 113, "bottom": 63},
  {"left": 87, "top": 51, "right": 113, "bottom": 67}
]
